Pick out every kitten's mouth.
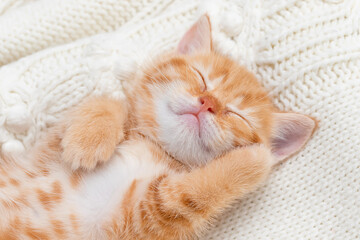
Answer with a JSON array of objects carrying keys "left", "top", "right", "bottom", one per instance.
[
  {"left": 167, "top": 102, "right": 201, "bottom": 134},
  {"left": 168, "top": 102, "right": 213, "bottom": 150},
  {"left": 180, "top": 113, "right": 201, "bottom": 135}
]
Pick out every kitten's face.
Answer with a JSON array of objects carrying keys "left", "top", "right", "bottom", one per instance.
[
  {"left": 131, "top": 15, "right": 315, "bottom": 167},
  {"left": 135, "top": 53, "right": 273, "bottom": 166}
]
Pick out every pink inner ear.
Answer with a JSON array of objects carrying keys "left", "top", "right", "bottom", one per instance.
[
  {"left": 177, "top": 14, "right": 212, "bottom": 55},
  {"left": 271, "top": 113, "right": 315, "bottom": 161}
]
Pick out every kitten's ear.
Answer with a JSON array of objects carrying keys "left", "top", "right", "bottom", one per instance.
[
  {"left": 270, "top": 113, "right": 316, "bottom": 163},
  {"left": 177, "top": 14, "right": 212, "bottom": 55}
]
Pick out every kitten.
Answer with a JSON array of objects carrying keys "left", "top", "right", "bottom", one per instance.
[{"left": 0, "top": 15, "right": 315, "bottom": 240}]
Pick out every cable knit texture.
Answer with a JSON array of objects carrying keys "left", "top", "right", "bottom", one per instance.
[{"left": 0, "top": 0, "right": 359, "bottom": 239}]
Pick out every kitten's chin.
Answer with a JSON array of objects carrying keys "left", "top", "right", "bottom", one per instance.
[
  {"left": 153, "top": 93, "right": 222, "bottom": 167},
  {"left": 157, "top": 115, "right": 219, "bottom": 167},
  {"left": 168, "top": 144, "right": 216, "bottom": 167},
  {"left": 179, "top": 113, "right": 200, "bottom": 131}
]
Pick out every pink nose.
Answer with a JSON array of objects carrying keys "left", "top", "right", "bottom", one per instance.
[{"left": 199, "top": 96, "right": 216, "bottom": 113}]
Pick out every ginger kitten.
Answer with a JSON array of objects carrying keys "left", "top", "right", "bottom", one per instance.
[{"left": 0, "top": 15, "right": 315, "bottom": 240}]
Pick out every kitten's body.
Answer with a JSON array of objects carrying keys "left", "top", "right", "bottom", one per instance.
[
  {"left": 0, "top": 15, "right": 315, "bottom": 239},
  {"left": 0, "top": 120, "right": 268, "bottom": 240}
]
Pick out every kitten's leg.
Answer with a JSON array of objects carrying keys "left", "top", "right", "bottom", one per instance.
[
  {"left": 121, "top": 145, "right": 272, "bottom": 239},
  {"left": 61, "top": 97, "right": 127, "bottom": 171}
]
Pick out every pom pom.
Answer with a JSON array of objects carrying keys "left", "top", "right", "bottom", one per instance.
[
  {"left": 5, "top": 105, "right": 32, "bottom": 134},
  {"left": 2, "top": 140, "right": 25, "bottom": 155}
]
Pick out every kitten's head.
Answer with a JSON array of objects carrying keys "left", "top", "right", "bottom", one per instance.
[{"left": 132, "top": 15, "right": 315, "bottom": 166}]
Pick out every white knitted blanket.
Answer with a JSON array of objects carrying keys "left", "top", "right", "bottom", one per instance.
[{"left": 0, "top": 0, "right": 359, "bottom": 239}]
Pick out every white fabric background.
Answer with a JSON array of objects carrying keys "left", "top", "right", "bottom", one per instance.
[{"left": 0, "top": 0, "right": 359, "bottom": 239}]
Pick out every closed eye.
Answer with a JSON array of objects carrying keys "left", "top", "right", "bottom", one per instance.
[
  {"left": 227, "top": 110, "right": 252, "bottom": 128},
  {"left": 191, "top": 67, "right": 206, "bottom": 91}
]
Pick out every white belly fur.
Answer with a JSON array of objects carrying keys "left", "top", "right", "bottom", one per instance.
[{"left": 73, "top": 139, "right": 169, "bottom": 236}]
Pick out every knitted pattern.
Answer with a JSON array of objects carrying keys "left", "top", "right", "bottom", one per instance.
[{"left": 0, "top": 0, "right": 359, "bottom": 239}]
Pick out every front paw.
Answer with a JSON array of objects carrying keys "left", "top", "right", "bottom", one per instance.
[
  {"left": 244, "top": 144, "right": 284, "bottom": 167},
  {"left": 229, "top": 144, "right": 274, "bottom": 169},
  {"left": 61, "top": 128, "right": 123, "bottom": 171},
  {"left": 61, "top": 97, "right": 126, "bottom": 171}
]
